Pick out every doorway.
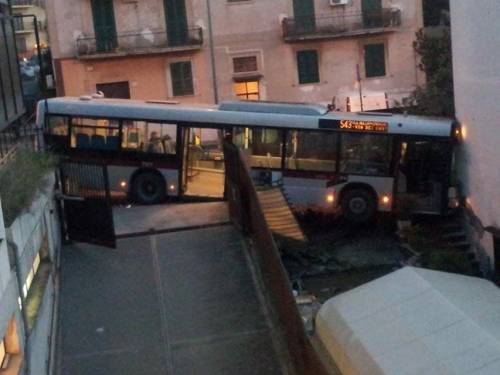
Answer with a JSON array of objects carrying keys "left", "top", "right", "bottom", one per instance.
[
  {"left": 164, "top": 0, "right": 188, "bottom": 46},
  {"left": 362, "top": 0, "right": 383, "bottom": 28},
  {"left": 181, "top": 127, "right": 225, "bottom": 198},
  {"left": 396, "top": 139, "right": 452, "bottom": 214},
  {"left": 90, "top": 0, "right": 117, "bottom": 52},
  {"left": 96, "top": 81, "right": 131, "bottom": 99},
  {"left": 293, "top": 0, "right": 315, "bottom": 34}
]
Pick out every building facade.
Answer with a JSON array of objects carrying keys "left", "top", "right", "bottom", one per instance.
[
  {"left": 10, "top": 0, "right": 49, "bottom": 59},
  {"left": 450, "top": 0, "right": 500, "bottom": 276},
  {"left": 47, "top": 0, "right": 424, "bottom": 109}
]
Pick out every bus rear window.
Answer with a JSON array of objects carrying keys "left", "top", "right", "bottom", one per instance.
[{"left": 47, "top": 116, "right": 69, "bottom": 135}]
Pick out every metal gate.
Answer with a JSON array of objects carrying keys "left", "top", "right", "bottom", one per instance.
[{"left": 59, "top": 161, "right": 116, "bottom": 248}]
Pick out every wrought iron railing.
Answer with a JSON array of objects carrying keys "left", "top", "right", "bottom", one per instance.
[
  {"left": 0, "top": 116, "right": 42, "bottom": 167},
  {"left": 282, "top": 8, "right": 401, "bottom": 40},
  {"left": 75, "top": 27, "right": 203, "bottom": 58}
]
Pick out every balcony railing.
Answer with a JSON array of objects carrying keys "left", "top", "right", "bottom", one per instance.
[
  {"left": 282, "top": 8, "right": 401, "bottom": 41},
  {"left": 11, "top": 0, "right": 35, "bottom": 6},
  {"left": 75, "top": 27, "right": 203, "bottom": 59}
]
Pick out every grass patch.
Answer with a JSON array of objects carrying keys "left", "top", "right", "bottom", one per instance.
[
  {"left": 0, "top": 150, "right": 57, "bottom": 227},
  {"left": 403, "top": 225, "right": 475, "bottom": 276}
]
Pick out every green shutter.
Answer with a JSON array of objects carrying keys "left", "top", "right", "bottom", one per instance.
[
  {"left": 164, "top": 0, "right": 188, "bottom": 46},
  {"left": 91, "top": 0, "right": 117, "bottom": 52},
  {"left": 297, "top": 50, "right": 319, "bottom": 84},
  {"left": 364, "top": 44, "right": 386, "bottom": 77},
  {"left": 171, "top": 61, "right": 194, "bottom": 96}
]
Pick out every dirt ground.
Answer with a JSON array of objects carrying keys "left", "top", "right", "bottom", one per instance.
[{"left": 283, "top": 212, "right": 410, "bottom": 303}]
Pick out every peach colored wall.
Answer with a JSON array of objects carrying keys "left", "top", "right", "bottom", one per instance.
[{"left": 58, "top": 51, "right": 212, "bottom": 103}]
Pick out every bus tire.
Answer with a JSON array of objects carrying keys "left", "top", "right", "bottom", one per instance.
[
  {"left": 341, "top": 188, "right": 377, "bottom": 224},
  {"left": 131, "top": 171, "right": 166, "bottom": 205}
]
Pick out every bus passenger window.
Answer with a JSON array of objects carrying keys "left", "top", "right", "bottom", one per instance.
[
  {"left": 285, "top": 131, "right": 337, "bottom": 172},
  {"left": 71, "top": 117, "right": 120, "bottom": 151},
  {"left": 122, "top": 121, "right": 177, "bottom": 155},
  {"left": 340, "top": 133, "right": 392, "bottom": 175},
  {"left": 242, "top": 128, "right": 283, "bottom": 169}
]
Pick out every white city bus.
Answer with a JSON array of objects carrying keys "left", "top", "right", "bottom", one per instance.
[{"left": 37, "top": 97, "right": 460, "bottom": 222}]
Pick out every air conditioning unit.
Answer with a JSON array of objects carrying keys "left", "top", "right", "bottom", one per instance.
[{"left": 330, "top": 0, "right": 349, "bottom": 6}]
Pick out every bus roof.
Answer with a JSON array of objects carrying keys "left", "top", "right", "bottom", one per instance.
[{"left": 38, "top": 97, "right": 455, "bottom": 138}]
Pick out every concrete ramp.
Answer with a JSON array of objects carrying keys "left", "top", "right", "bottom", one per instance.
[
  {"left": 257, "top": 188, "right": 307, "bottom": 253},
  {"left": 58, "top": 226, "right": 285, "bottom": 375}
]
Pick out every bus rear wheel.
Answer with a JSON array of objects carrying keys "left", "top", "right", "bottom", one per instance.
[
  {"left": 341, "top": 188, "right": 377, "bottom": 223},
  {"left": 131, "top": 171, "right": 166, "bottom": 205}
]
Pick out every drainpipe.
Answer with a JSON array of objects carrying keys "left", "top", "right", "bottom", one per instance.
[
  {"left": 7, "top": 239, "right": 31, "bottom": 375},
  {"left": 205, "top": 0, "right": 219, "bottom": 104}
]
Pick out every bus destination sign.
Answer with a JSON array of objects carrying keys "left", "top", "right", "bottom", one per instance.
[{"left": 319, "top": 119, "right": 389, "bottom": 133}]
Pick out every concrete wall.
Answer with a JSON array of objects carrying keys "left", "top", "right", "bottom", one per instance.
[
  {"left": 450, "top": 0, "right": 500, "bottom": 272},
  {"left": 0, "top": 173, "right": 61, "bottom": 374},
  {"left": 47, "top": 0, "right": 424, "bottom": 105}
]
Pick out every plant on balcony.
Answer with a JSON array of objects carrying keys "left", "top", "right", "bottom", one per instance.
[{"left": 0, "top": 149, "right": 56, "bottom": 226}]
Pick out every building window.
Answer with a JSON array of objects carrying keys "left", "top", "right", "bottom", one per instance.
[
  {"left": 233, "top": 56, "right": 258, "bottom": 73},
  {"left": 96, "top": 81, "right": 131, "bottom": 99},
  {"left": 364, "top": 43, "right": 386, "bottom": 78},
  {"left": 297, "top": 50, "right": 319, "bottom": 84},
  {"left": 233, "top": 80, "right": 259, "bottom": 100},
  {"left": 170, "top": 61, "right": 194, "bottom": 96},
  {"left": 16, "top": 37, "right": 27, "bottom": 54}
]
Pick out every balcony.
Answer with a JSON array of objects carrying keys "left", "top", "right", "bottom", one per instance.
[
  {"left": 282, "top": 8, "right": 401, "bottom": 42},
  {"left": 75, "top": 27, "right": 203, "bottom": 60}
]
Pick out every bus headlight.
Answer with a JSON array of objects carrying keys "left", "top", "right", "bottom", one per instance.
[
  {"left": 381, "top": 195, "right": 391, "bottom": 205},
  {"left": 326, "top": 194, "right": 335, "bottom": 204}
]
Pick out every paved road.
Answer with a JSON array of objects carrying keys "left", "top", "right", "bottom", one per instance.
[{"left": 58, "top": 225, "right": 285, "bottom": 375}]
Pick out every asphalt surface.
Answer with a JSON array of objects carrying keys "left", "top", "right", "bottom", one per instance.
[{"left": 58, "top": 225, "right": 285, "bottom": 375}]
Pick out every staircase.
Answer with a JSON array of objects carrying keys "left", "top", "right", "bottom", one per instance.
[
  {"left": 440, "top": 212, "right": 483, "bottom": 277},
  {"left": 257, "top": 187, "right": 307, "bottom": 254}
]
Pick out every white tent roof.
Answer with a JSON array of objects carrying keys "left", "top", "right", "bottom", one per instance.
[{"left": 316, "top": 267, "right": 500, "bottom": 375}]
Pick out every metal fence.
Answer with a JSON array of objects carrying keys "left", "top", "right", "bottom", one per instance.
[
  {"left": 223, "top": 141, "right": 328, "bottom": 375},
  {"left": 0, "top": 116, "right": 42, "bottom": 167},
  {"left": 282, "top": 8, "right": 401, "bottom": 40},
  {"left": 75, "top": 27, "right": 203, "bottom": 58}
]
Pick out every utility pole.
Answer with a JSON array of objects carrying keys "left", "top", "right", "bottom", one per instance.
[
  {"left": 356, "top": 64, "right": 364, "bottom": 112},
  {"left": 206, "top": 0, "right": 219, "bottom": 104}
]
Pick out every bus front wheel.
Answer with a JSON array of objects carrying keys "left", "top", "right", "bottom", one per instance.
[
  {"left": 131, "top": 171, "right": 166, "bottom": 205},
  {"left": 341, "top": 188, "right": 377, "bottom": 223}
]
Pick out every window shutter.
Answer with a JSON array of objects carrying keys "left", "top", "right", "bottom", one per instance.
[
  {"left": 364, "top": 43, "right": 386, "bottom": 77},
  {"left": 171, "top": 61, "right": 194, "bottom": 96},
  {"left": 297, "top": 50, "right": 319, "bottom": 84}
]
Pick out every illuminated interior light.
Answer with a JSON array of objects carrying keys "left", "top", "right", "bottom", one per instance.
[
  {"left": 326, "top": 194, "right": 335, "bottom": 203},
  {"left": 120, "top": 181, "right": 127, "bottom": 188},
  {"left": 382, "top": 195, "right": 390, "bottom": 204},
  {"left": 169, "top": 185, "right": 175, "bottom": 191}
]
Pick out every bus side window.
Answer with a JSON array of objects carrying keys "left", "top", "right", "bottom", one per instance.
[
  {"left": 122, "top": 121, "right": 177, "bottom": 155},
  {"left": 285, "top": 130, "right": 337, "bottom": 172},
  {"left": 245, "top": 128, "right": 283, "bottom": 169},
  {"left": 71, "top": 117, "right": 120, "bottom": 151},
  {"left": 340, "top": 133, "right": 392, "bottom": 175}
]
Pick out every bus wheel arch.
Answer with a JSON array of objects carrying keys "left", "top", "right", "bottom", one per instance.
[
  {"left": 130, "top": 168, "right": 167, "bottom": 205},
  {"left": 339, "top": 183, "right": 378, "bottom": 223}
]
